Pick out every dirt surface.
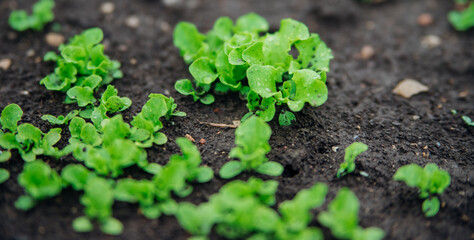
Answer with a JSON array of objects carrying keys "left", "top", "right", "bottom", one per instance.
[{"left": 0, "top": 0, "right": 473, "bottom": 239}]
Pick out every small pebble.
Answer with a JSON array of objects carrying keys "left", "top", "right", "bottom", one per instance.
[
  {"left": 360, "top": 171, "right": 369, "bottom": 177},
  {"left": 417, "top": 13, "right": 434, "bottom": 26},
  {"left": 125, "top": 16, "right": 140, "bottom": 28},
  {"left": 164, "top": 89, "right": 170, "bottom": 95},
  {"left": 162, "top": 0, "right": 183, "bottom": 7},
  {"left": 7, "top": 32, "right": 17, "bottom": 40},
  {"left": 0, "top": 58, "right": 12, "bottom": 70},
  {"left": 130, "top": 58, "right": 137, "bottom": 65},
  {"left": 100, "top": 2, "right": 115, "bottom": 14},
  {"left": 412, "top": 115, "right": 420, "bottom": 120},
  {"left": 45, "top": 32, "right": 65, "bottom": 47},
  {"left": 421, "top": 35, "right": 441, "bottom": 48},
  {"left": 159, "top": 21, "right": 171, "bottom": 32},
  {"left": 118, "top": 44, "right": 128, "bottom": 52},
  {"left": 360, "top": 45, "right": 375, "bottom": 60},
  {"left": 331, "top": 146, "right": 339, "bottom": 152},
  {"left": 199, "top": 138, "right": 206, "bottom": 145},
  {"left": 20, "top": 90, "right": 29, "bottom": 95}
]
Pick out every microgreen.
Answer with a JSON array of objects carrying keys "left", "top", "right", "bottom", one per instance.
[
  {"left": 462, "top": 115, "right": 474, "bottom": 126},
  {"left": 0, "top": 168, "right": 9, "bottom": 184},
  {"left": 8, "top": 0, "right": 54, "bottom": 32},
  {"left": 393, "top": 163, "right": 451, "bottom": 217},
  {"left": 42, "top": 110, "right": 79, "bottom": 125},
  {"left": 15, "top": 160, "right": 63, "bottom": 211},
  {"left": 337, "top": 142, "right": 369, "bottom": 178},
  {"left": 318, "top": 188, "right": 385, "bottom": 240},
  {"left": 219, "top": 116, "right": 283, "bottom": 179},
  {"left": 40, "top": 28, "right": 123, "bottom": 107},
  {"left": 449, "top": 1, "right": 474, "bottom": 31},
  {"left": 174, "top": 14, "right": 332, "bottom": 125}
]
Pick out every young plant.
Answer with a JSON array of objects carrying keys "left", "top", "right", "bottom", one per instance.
[
  {"left": 393, "top": 163, "right": 451, "bottom": 217},
  {"left": 8, "top": 0, "right": 54, "bottom": 31},
  {"left": 0, "top": 104, "right": 65, "bottom": 162},
  {"left": 40, "top": 28, "right": 123, "bottom": 107},
  {"left": 462, "top": 115, "right": 474, "bottom": 126},
  {"left": 337, "top": 142, "right": 369, "bottom": 178},
  {"left": 449, "top": 1, "right": 474, "bottom": 31},
  {"left": 41, "top": 110, "right": 79, "bottom": 125},
  {"left": 174, "top": 14, "right": 333, "bottom": 125},
  {"left": 15, "top": 160, "right": 63, "bottom": 211},
  {"left": 318, "top": 188, "right": 385, "bottom": 240},
  {"left": 0, "top": 168, "right": 10, "bottom": 184},
  {"left": 219, "top": 116, "right": 283, "bottom": 179}
]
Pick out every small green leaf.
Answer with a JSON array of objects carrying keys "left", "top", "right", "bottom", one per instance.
[
  {"left": 1, "top": 103, "right": 23, "bottom": 133},
  {"left": 247, "top": 65, "right": 279, "bottom": 98},
  {"left": 0, "top": 151, "right": 12, "bottom": 162},
  {"left": 337, "top": 142, "right": 368, "bottom": 178},
  {"left": 67, "top": 86, "right": 96, "bottom": 107},
  {"left": 80, "top": 123, "right": 102, "bottom": 146},
  {"left": 100, "top": 217, "right": 123, "bottom": 235},
  {"left": 199, "top": 94, "right": 215, "bottom": 105},
  {"left": 72, "top": 216, "right": 93, "bottom": 232},
  {"left": 422, "top": 197, "right": 440, "bottom": 217},
  {"left": 0, "top": 168, "right": 10, "bottom": 184},
  {"left": 219, "top": 161, "right": 243, "bottom": 179},
  {"left": 255, "top": 161, "right": 283, "bottom": 176},
  {"left": 61, "top": 164, "right": 90, "bottom": 190},
  {"left": 279, "top": 111, "right": 296, "bottom": 126},
  {"left": 15, "top": 195, "right": 36, "bottom": 211},
  {"left": 189, "top": 57, "right": 218, "bottom": 85},
  {"left": 462, "top": 115, "right": 474, "bottom": 126},
  {"left": 235, "top": 13, "right": 269, "bottom": 34},
  {"left": 196, "top": 167, "right": 214, "bottom": 183}
]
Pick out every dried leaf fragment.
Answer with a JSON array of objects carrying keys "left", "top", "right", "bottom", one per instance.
[{"left": 393, "top": 79, "right": 429, "bottom": 98}]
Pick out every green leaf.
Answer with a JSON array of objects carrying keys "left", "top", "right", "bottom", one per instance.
[
  {"left": 17, "top": 123, "right": 43, "bottom": 144},
  {"left": 235, "top": 13, "right": 269, "bottom": 34},
  {"left": 287, "top": 69, "right": 328, "bottom": 112},
  {"left": 15, "top": 195, "right": 36, "bottom": 211},
  {"left": 0, "top": 151, "right": 12, "bottom": 162},
  {"left": 279, "top": 111, "right": 296, "bottom": 126},
  {"left": 67, "top": 86, "right": 96, "bottom": 107},
  {"left": 189, "top": 57, "right": 218, "bottom": 85},
  {"left": 69, "top": 117, "right": 86, "bottom": 138},
  {"left": 173, "top": 22, "right": 206, "bottom": 63},
  {"left": 8, "top": 10, "right": 30, "bottom": 31},
  {"left": 247, "top": 65, "right": 280, "bottom": 98},
  {"left": 0, "top": 168, "right": 10, "bottom": 184},
  {"left": 80, "top": 123, "right": 102, "bottom": 146},
  {"left": 72, "top": 216, "right": 93, "bottom": 232},
  {"left": 462, "top": 115, "right": 474, "bottom": 126},
  {"left": 199, "top": 94, "right": 215, "bottom": 105},
  {"left": 353, "top": 227, "right": 386, "bottom": 240},
  {"left": 422, "top": 197, "right": 440, "bottom": 217},
  {"left": 18, "top": 160, "right": 63, "bottom": 200},
  {"left": 196, "top": 167, "right": 214, "bottom": 183},
  {"left": 219, "top": 161, "right": 243, "bottom": 179},
  {"left": 255, "top": 161, "right": 283, "bottom": 176},
  {"left": 44, "top": 51, "right": 59, "bottom": 62},
  {"left": 279, "top": 18, "right": 310, "bottom": 43},
  {"left": 242, "top": 42, "right": 264, "bottom": 66},
  {"left": 1, "top": 103, "right": 23, "bottom": 133},
  {"left": 61, "top": 164, "right": 90, "bottom": 190},
  {"left": 393, "top": 164, "right": 425, "bottom": 188},
  {"left": 175, "top": 79, "right": 195, "bottom": 95},
  {"left": 337, "top": 142, "right": 368, "bottom": 178},
  {"left": 100, "top": 217, "right": 123, "bottom": 235},
  {"left": 448, "top": 2, "right": 474, "bottom": 31}
]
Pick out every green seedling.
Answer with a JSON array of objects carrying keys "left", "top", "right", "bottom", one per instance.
[
  {"left": 393, "top": 163, "right": 451, "bottom": 217},
  {"left": 174, "top": 14, "right": 332, "bottom": 125},
  {"left": 449, "top": 1, "right": 474, "bottom": 31},
  {"left": 337, "top": 142, "right": 369, "bottom": 178},
  {"left": 9, "top": 0, "right": 54, "bottom": 31},
  {"left": 15, "top": 160, "right": 63, "bottom": 211},
  {"left": 40, "top": 28, "right": 123, "bottom": 107},
  {"left": 462, "top": 115, "right": 474, "bottom": 126},
  {"left": 0, "top": 168, "right": 9, "bottom": 184},
  {"left": 41, "top": 110, "right": 80, "bottom": 125},
  {"left": 0, "top": 104, "right": 65, "bottom": 162},
  {"left": 318, "top": 188, "right": 385, "bottom": 240},
  {"left": 220, "top": 116, "right": 283, "bottom": 179}
]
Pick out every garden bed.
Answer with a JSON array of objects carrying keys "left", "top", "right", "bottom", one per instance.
[{"left": 0, "top": 0, "right": 473, "bottom": 239}]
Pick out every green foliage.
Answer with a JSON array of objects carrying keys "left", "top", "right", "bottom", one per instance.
[
  {"left": 61, "top": 164, "right": 91, "bottom": 190},
  {"left": 40, "top": 28, "right": 123, "bottom": 107},
  {"left": 393, "top": 163, "right": 451, "bottom": 217},
  {"left": 15, "top": 160, "right": 62, "bottom": 210},
  {"left": 318, "top": 188, "right": 385, "bottom": 240},
  {"left": 337, "top": 142, "right": 369, "bottom": 178},
  {"left": 173, "top": 14, "right": 332, "bottom": 125},
  {"left": 41, "top": 110, "right": 79, "bottom": 125},
  {"left": 462, "top": 115, "right": 474, "bottom": 126},
  {"left": 220, "top": 116, "right": 283, "bottom": 179},
  {"left": 177, "top": 178, "right": 329, "bottom": 240},
  {"left": 449, "top": 1, "right": 474, "bottom": 31},
  {"left": 0, "top": 168, "right": 10, "bottom": 184},
  {"left": 8, "top": 0, "right": 54, "bottom": 31}
]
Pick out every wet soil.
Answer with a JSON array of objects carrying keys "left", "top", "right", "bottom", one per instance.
[{"left": 0, "top": 0, "right": 473, "bottom": 239}]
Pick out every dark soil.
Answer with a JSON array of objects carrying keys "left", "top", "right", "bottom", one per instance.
[{"left": 0, "top": 0, "right": 473, "bottom": 239}]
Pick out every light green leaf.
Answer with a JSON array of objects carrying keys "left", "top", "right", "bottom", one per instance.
[
  {"left": 255, "top": 161, "right": 283, "bottom": 176},
  {"left": 219, "top": 161, "right": 243, "bottom": 179},
  {"left": 235, "top": 13, "right": 269, "bottom": 34},
  {"left": 422, "top": 197, "right": 440, "bottom": 217},
  {"left": 287, "top": 69, "right": 327, "bottom": 112},
  {"left": 247, "top": 65, "right": 280, "bottom": 98},
  {"left": 189, "top": 57, "right": 218, "bottom": 85},
  {"left": 67, "top": 86, "right": 96, "bottom": 107},
  {"left": 100, "top": 217, "right": 123, "bottom": 235},
  {"left": 1, "top": 103, "right": 23, "bottom": 133},
  {"left": 0, "top": 168, "right": 9, "bottom": 184},
  {"left": 72, "top": 216, "right": 93, "bottom": 232}
]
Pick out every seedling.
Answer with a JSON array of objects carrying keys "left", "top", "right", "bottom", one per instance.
[
  {"left": 337, "top": 142, "right": 369, "bottom": 178},
  {"left": 462, "top": 115, "right": 474, "bottom": 126},
  {"left": 318, "top": 188, "right": 385, "bottom": 240},
  {"left": 449, "top": 1, "right": 474, "bottom": 31},
  {"left": 174, "top": 14, "right": 332, "bottom": 125},
  {"left": 15, "top": 160, "right": 63, "bottom": 211},
  {"left": 0, "top": 168, "right": 9, "bottom": 184},
  {"left": 40, "top": 28, "right": 123, "bottom": 108},
  {"left": 42, "top": 110, "right": 79, "bottom": 125},
  {"left": 393, "top": 163, "right": 451, "bottom": 217},
  {"left": 219, "top": 116, "right": 283, "bottom": 179},
  {"left": 8, "top": 0, "right": 54, "bottom": 31}
]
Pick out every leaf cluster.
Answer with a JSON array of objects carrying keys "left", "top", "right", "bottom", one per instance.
[
  {"left": 174, "top": 13, "right": 333, "bottom": 125},
  {"left": 40, "top": 28, "right": 123, "bottom": 108},
  {"left": 8, "top": 0, "right": 54, "bottom": 31},
  {"left": 318, "top": 188, "right": 385, "bottom": 240},
  {"left": 393, "top": 163, "right": 451, "bottom": 217},
  {"left": 337, "top": 142, "right": 368, "bottom": 178},
  {"left": 219, "top": 116, "right": 283, "bottom": 179},
  {"left": 449, "top": 1, "right": 474, "bottom": 31}
]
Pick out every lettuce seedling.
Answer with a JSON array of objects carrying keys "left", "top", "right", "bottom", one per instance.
[
  {"left": 8, "top": 0, "right": 54, "bottom": 31},
  {"left": 15, "top": 160, "right": 63, "bottom": 211},
  {"left": 174, "top": 14, "right": 332, "bottom": 125},
  {"left": 337, "top": 142, "right": 369, "bottom": 178},
  {"left": 0, "top": 104, "right": 65, "bottom": 162},
  {"left": 61, "top": 164, "right": 91, "bottom": 191},
  {"left": 449, "top": 1, "right": 474, "bottom": 31},
  {"left": 462, "top": 115, "right": 474, "bottom": 126},
  {"left": 115, "top": 178, "right": 163, "bottom": 219},
  {"left": 41, "top": 110, "right": 79, "bottom": 125},
  {"left": 219, "top": 116, "right": 283, "bottom": 179},
  {"left": 0, "top": 168, "right": 10, "bottom": 184},
  {"left": 40, "top": 28, "right": 123, "bottom": 107},
  {"left": 318, "top": 188, "right": 385, "bottom": 240},
  {"left": 393, "top": 163, "right": 451, "bottom": 217},
  {"left": 76, "top": 175, "right": 123, "bottom": 235}
]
